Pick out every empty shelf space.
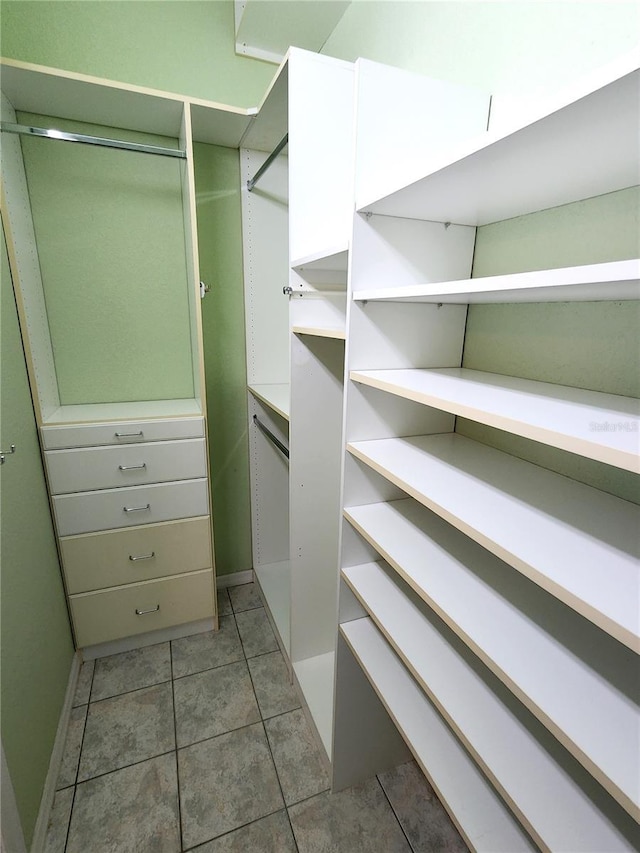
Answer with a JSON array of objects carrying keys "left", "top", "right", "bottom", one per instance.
[
  {"left": 255, "top": 560, "right": 290, "bottom": 655},
  {"left": 291, "top": 245, "right": 349, "bottom": 272},
  {"left": 346, "top": 433, "right": 639, "bottom": 650},
  {"left": 353, "top": 258, "right": 640, "bottom": 303},
  {"left": 341, "top": 512, "right": 639, "bottom": 818},
  {"left": 349, "top": 368, "right": 640, "bottom": 473},
  {"left": 292, "top": 324, "right": 346, "bottom": 340},
  {"left": 340, "top": 588, "right": 638, "bottom": 851},
  {"left": 43, "top": 398, "right": 203, "bottom": 425},
  {"left": 293, "top": 650, "right": 335, "bottom": 760},
  {"left": 340, "top": 618, "right": 536, "bottom": 852},
  {"left": 248, "top": 384, "right": 290, "bottom": 421},
  {"left": 359, "top": 60, "right": 639, "bottom": 224}
]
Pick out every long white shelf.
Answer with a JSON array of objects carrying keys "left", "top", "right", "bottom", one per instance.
[
  {"left": 353, "top": 259, "right": 640, "bottom": 303},
  {"left": 292, "top": 325, "right": 346, "bottom": 340},
  {"left": 248, "top": 383, "right": 290, "bottom": 421},
  {"left": 358, "top": 56, "right": 639, "bottom": 224},
  {"left": 293, "top": 650, "right": 335, "bottom": 761},
  {"left": 347, "top": 433, "right": 639, "bottom": 651},
  {"left": 340, "top": 619, "right": 536, "bottom": 852},
  {"left": 255, "top": 560, "right": 290, "bottom": 656},
  {"left": 341, "top": 583, "right": 637, "bottom": 851},
  {"left": 342, "top": 507, "right": 639, "bottom": 819},
  {"left": 42, "top": 398, "right": 203, "bottom": 425},
  {"left": 350, "top": 368, "right": 640, "bottom": 473}
]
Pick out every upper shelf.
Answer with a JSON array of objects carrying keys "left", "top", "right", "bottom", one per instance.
[
  {"left": 0, "top": 58, "right": 253, "bottom": 146},
  {"left": 358, "top": 53, "right": 639, "bottom": 225},
  {"left": 291, "top": 244, "right": 349, "bottom": 273},
  {"left": 350, "top": 367, "right": 640, "bottom": 473},
  {"left": 353, "top": 259, "right": 640, "bottom": 303},
  {"left": 248, "top": 383, "right": 290, "bottom": 421},
  {"left": 240, "top": 50, "right": 288, "bottom": 152}
]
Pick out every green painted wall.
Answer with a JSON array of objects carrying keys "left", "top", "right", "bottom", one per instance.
[
  {"left": 0, "top": 0, "right": 275, "bottom": 108},
  {"left": 18, "top": 113, "right": 194, "bottom": 405},
  {"left": 1, "top": 221, "right": 75, "bottom": 847},
  {"left": 194, "top": 142, "right": 252, "bottom": 577}
]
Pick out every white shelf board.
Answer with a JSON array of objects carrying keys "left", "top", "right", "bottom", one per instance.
[
  {"left": 359, "top": 58, "right": 639, "bottom": 225},
  {"left": 292, "top": 325, "right": 346, "bottom": 341},
  {"left": 342, "top": 507, "right": 639, "bottom": 819},
  {"left": 248, "top": 383, "right": 290, "bottom": 421},
  {"left": 43, "top": 398, "right": 203, "bottom": 425},
  {"left": 340, "top": 596, "right": 636, "bottom": 850},
  {"left": 240, "top": 52, "right": 287, "bottom": 153},
  {"left": 293, "top": 650, "right": 335, "bottom": 760},
  {"left": 189, "top": 101, "right": 253, "bottom": 148},
  {"left": 349, "top": 368, "right": 640, "bottom": 473},
  {"left": 235, "top": 2, "right": 350, "bottom": 66},
  {"left": 291, "top": 244, "right": 349, "bottom": 272},
  {"left": 340, "top": 619, "right": 536, "bottom": 853},
  {"left": 347, "top": 433, "right": 639, "bottom": 651},
  {"left": 353, "top": 259, "right": 640, "bottom": 303},
  {"left": 255, "top": 560, "right": 290, "bottom": 656}
]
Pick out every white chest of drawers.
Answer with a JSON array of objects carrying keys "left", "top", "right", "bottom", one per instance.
[{"left": 41, "top": 416, "right": 216, "bottom": 650}]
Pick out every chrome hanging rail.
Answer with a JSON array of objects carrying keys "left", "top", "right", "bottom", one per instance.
[
  {"left": 0, "top": 122, "right": 186, "bottom": 159},
  {"left": 247, "top": 133, "right": 288, "bottom": 191},
  {"left": 253, "top": 414, "right": 289, "bottom": 459}
]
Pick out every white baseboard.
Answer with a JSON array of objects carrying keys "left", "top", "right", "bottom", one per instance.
[
  {"left": 30, "top": 652, "right": 81, "bottom": 853},
  {"left": 216, "top": 569, "right": 255, "bottom": 589}
]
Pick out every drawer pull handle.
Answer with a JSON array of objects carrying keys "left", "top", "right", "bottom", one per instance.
[
  {"left": 129, "top": 552, "right": 155, "bottom": 562},
  {"left": 123, "top": 504, "right": 151, "bottom": 513},
  {"left": 115, "top": 431, "right": 143, "bottom": 438},
  {"left": 135, "top": 605, "right": 160, "bottom": 616},
  {"left": 119, "top": 463, "right": 147, "bottom": 471}
]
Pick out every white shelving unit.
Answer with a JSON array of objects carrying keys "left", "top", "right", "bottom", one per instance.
[
  {"left": 240, "top": 49, "right": 355, "bottom": 721},
  {"left": 332, "top": 53, "right": 640, "bottom": 851},
  {"left": 0, "top": 58, "right": 237, "bottom": 653}
]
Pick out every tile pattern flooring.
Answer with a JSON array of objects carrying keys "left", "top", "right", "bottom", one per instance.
[{"left": 44, "top": 583, "right": 468, "bottom": 852}]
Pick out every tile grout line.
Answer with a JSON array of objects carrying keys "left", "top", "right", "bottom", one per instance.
[
  {"left": 63, "top": 660, "right": 97, "bottom": 853},
  {"left": 169, "top": 641, "right": 186, "bottom": 853},
  {"left": 241, "top": 607, "right": 301, "bottom": 853},
  {"left": 376, "top": 773, "right": 416, "bottom": 853}
]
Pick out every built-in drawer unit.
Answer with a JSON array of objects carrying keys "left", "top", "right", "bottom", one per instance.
[
  {"left": 69, "top": 569, "right": 214, "bottom": 647},
  {"left": 40, "top": 416, "right": 205, "bottom": 450},
  {"left": 52, "top": 478, "right": 209, "bottom": 536},
  {"left": 60, "top": 517, "right": 212, "bottom": 593},
  {"left": 44, "top": 438, "right": 207, "bottom": 494}
]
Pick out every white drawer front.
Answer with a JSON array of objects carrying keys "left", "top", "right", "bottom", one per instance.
[
  {"left": 60, "top": 517, "right": 212, "bottom": 594},
  {"left": 41, "top": 416, "right": 205, "bottom": 450},
  {"left": 45, "top": 439, "right": 207, "bottom": 494},
  {"left": 70, "top": 569, "right": 214, "bottom": 647},
  {"left": 52, "top": 479, "right": 209, "bottom": 536}
]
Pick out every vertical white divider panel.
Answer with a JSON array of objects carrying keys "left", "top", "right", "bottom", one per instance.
[
  {"left": 180, "top": 103, "right": 204, "bottom": 408},
  {"left": 288, "top": 49, "right": 355, "bottom": 262},
  {"left": 180, "top": 103, "right": 217, "bottom": 623},
  {"left": 0, "top": 92, "right": 59, "bottom": 423},
  {"left": 287, "top": 50, "right": 355, "bottom": 762}
]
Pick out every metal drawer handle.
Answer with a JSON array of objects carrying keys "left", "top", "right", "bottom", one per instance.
[
  {"left": 119, "top": 463, "right": 147, "bottom": 471},
  {"left": 129, "top": 552, "right": 155, "bottom": 562},
  {"left": 135, "top": 605, "right": 160, "bottom": 616},
  {"left": 115, "top": 431, "right": 143, "bottom": 438},
  {"left": 123, "top": 504, "right": 151, "bottom": 513}
]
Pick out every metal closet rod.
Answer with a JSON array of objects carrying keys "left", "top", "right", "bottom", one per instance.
[
  {"left": 0, "top": 122, "right": 187, "bottom": 159},
  {"left": 253, "top": 414, "right": 289, "bottom": 459},
  {"left": 247, "top": 133, "right": 288, "bottom": 191}
]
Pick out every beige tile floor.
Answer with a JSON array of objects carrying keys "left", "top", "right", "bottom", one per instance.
[{"left": 44, "top": 583, "right": 468, "bottom": 853}]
